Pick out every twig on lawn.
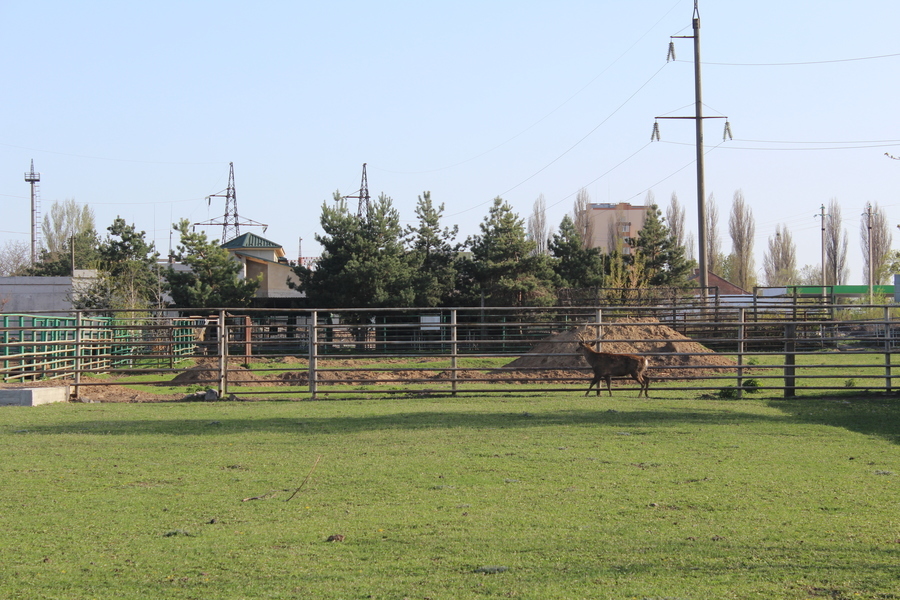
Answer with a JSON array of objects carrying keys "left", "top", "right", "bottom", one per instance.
[
  {"left": 286, "top": 455, "right": 322, "bottom": 502},
  {"left": 242, "top": 492, "right": 275, "bottom": 502}
]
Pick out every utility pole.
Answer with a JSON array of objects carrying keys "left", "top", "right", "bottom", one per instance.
[
  {"left": 863, "top": 202, "right": 875, "bottom": 304},
  {"left": 653, "top": 1, "right": 730, "bottom": 301},
  {"left": 815, "top": 204, "right": 827, "bottom": 300}
]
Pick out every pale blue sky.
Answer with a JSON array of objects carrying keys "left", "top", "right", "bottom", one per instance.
[{"left": 2, "top": 1, "right": 899, "bottom": 284}]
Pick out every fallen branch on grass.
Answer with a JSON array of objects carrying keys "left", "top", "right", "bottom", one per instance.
[
  {"left": 241, "top": 492, "right": 275, "bottom": 502},
  {"left": 286, "top": 455, "right": 322, "bottom": 502}
]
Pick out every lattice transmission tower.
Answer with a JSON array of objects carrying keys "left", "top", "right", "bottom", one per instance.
[
  {"left": 342, "top": 163, "right": 370, "bottom": 220},
  {"left": 194, "top": 162, "right": 267, "bottom": 243},
  {"left": 24, "top": 159, "right": 41, "bottom": 266}
]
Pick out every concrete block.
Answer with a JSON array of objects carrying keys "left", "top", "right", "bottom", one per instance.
[{"left": 0, "top": 387, "right": 70, "bottom": 406}]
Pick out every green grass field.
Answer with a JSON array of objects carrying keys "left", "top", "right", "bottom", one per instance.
[{"left": 1, "top": 392, "right": 899, "bottom": 599}]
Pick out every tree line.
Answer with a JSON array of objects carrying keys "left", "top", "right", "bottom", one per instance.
[
  {"left": 290, "top": 190, "right": 694, "bottom": 309},
  {"left": 1, "top": 189, "right": 894, "bottom": 311}
]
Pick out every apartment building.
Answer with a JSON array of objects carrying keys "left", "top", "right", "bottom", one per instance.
[{"left": 583, "top": 202, "right": 648, "bottom": 253}]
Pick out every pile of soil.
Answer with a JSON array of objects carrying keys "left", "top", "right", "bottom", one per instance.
[
  {"left": 169, "top": 358, "right": 277, "bottom": 387},
  {"left": 502, "top": 318, "right": 734, "bottom": 379}
]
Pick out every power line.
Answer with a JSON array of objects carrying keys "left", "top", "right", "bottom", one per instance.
[
  {"left": 373, "top": 0, "right": 684, "bottom": 176},
  {"left": 677, "top": 52, "right": 900, "bottom": 67},
  {"left": 446, "top": 62, "right": 670, "bottom": 218},
  {"left": 0, "top": 142, "right": 225, "bottom": 165},
  {"left": 660, "top": 140, "right": 900, "bottom": 151}
]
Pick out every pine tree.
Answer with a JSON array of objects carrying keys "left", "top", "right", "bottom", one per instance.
[
  {"left": 164, "top": 219, "right": 259, "bottom": 309},
  {"left": 458, "top": 197, "right": 556, "bottom": 306},
  {"left": 72, "top": 218, "right": 161, "bottom": 312},
  {"left": 405, "top": 192, "right": 459, "bottom": 307},
  {"left": 549, "top": 214, "right": 605, "bottom": 288},
  {"left": 301, "top": 193, "right": 413, "bottom": 309}
]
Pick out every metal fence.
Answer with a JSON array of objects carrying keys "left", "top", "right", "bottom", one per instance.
[{"left": 1, "top": 303, "right": 899, "bottom": 400}]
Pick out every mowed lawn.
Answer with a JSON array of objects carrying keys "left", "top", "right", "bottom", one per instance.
[{"left": 1, "top": 392, "right": 899, "bottom": 599}]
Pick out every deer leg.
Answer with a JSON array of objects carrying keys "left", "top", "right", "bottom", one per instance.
[
  {"left": 605, "top": 375, "right": 613, "bottom": 396},
  {"left": 585, "top": 375, "right": 598, "bottom": 396},
  {"left": 633, "top": 373, "right": 648, "bottom": 398}
]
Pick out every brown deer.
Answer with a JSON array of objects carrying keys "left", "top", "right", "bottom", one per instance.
[{"left": 576, "top": 331, "right": 650, "bottom": 397}]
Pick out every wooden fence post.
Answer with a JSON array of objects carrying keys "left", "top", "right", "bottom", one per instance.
[{"left": 244, "top": 315, "right": 252, "bottom": 358}]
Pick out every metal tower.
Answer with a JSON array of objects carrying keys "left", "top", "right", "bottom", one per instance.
[
  {"left": 24, "top": 160, "right": 41, "bottom": 265},
  {"left": 194, "top": 162, "right": 267, "bottom": 243},
  {"left": 343, "top": 163, "right": 371, "bottom": 220}
]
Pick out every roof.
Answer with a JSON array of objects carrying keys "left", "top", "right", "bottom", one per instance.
[
  {"left": 221, "top": 232, "right": 283, "bottom": 251},
  {"left": 688, "top": 269, "right": 751, "bottom": 296}
]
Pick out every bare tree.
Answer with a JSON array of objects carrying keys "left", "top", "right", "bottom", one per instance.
[
  {"left": 42, "top": 199, "right": 95, "bottom": 260},
  {"left": 684, "top": 231, "right": 696, "bottom": 262},
  {"left": 860, "top": 202, "right": 892, "bottom": 284},
  {"left": 666, "top": 192, "right": 686, "bottom": 247},
  {"left": 573, "top": 188, "right": 594, "bottom": 249},
  {"left": 705, "top": 193, "right": 722, "bottom": 275},
  {"left": 825, "top": 198, "right": 849, "bottom": 286},
  {"left": 0, "top": 240, "right": 31, "bottom": 276},
  {"left": 728, "top": 190, "right": 756, "bottom": 290},
  {"left": 762, "top": 224, "right": 798, "bottom": 286},
  {"left": 797, "top": 264, "right": 821, "bottom": 286},
  {"left": 527, "top": 194, "right": 549, "bottom": 255},
  {"left": 666, "top": 191, "right": 696, "bottom": 264}
]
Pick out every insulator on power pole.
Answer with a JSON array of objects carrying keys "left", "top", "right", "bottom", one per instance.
[
  {"left": 723, "top": 121, "right": 733, "bottom": 141},
  {"left": 651, "top": 121, "right": 661, "bottom": 141},
  {"left": 667, "top": 41, "right": 676, "bottom": 62}
]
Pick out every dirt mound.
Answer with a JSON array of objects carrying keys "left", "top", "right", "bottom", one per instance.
[
  {"left": 169, "top": 359, "right": 276, "bottom": 387},
  {"left": 503, "top": 318, "right": 734, "bottom": 379}
]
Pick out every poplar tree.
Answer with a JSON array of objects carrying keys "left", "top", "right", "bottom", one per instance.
[{"left": 629, "top": 204, "right": 694, "bottom": 288}]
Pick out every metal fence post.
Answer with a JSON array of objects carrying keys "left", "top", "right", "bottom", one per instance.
[
  {"left": 736, "top": 308, "right": 744, "bottom": 398},
  {"left": 784, "top": 322, "right": 796, "bottom": 398},
  {"left": 450, "top": 309, "right": 457, "bottom": 396},
  {"left": 884, "top": 306, "right": 892, "bottom": 392},
  {"left": 309, "top": 310, "right": 318, "bottom": 399},
  {"left": 218, "top": 310, "right": 227, "bottom": 399},
  {"left": 73, "top": 312, "right": 82, "bottom": 400}
]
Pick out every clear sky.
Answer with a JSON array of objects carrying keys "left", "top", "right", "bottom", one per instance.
[{"left": 2, "top": 1, "right": 899, "bottom": 285}]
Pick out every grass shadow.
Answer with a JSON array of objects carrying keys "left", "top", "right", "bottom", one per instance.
[
  {"left": 12, "top": 406, "right": 790, "bottom": 436},
  {"left": 768, "top": 392, "right": 900, "bottom": 445}
]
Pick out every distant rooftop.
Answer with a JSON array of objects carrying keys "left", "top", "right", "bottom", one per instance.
[
  {"left": 590, "top": 202, "right": 643, "bottom": 210},
  {"left": 221, "top": 232, "right": 283, "bottom": 250}
]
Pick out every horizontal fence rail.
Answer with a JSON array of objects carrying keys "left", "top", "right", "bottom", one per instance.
[{"left": 1, "top": 302, "right": 899, "bottom": 400}]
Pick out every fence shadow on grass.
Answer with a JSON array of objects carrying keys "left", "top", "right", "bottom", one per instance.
[
  {"left": 15, "top": 406, "right": 790, "bottom": 437},
  {"left": 768, "top": 394, "right": 900, "bottom": 446}
]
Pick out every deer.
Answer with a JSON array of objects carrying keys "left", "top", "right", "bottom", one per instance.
[{"left": 575, "top": 331, "right": 650, "bottom": 397}]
